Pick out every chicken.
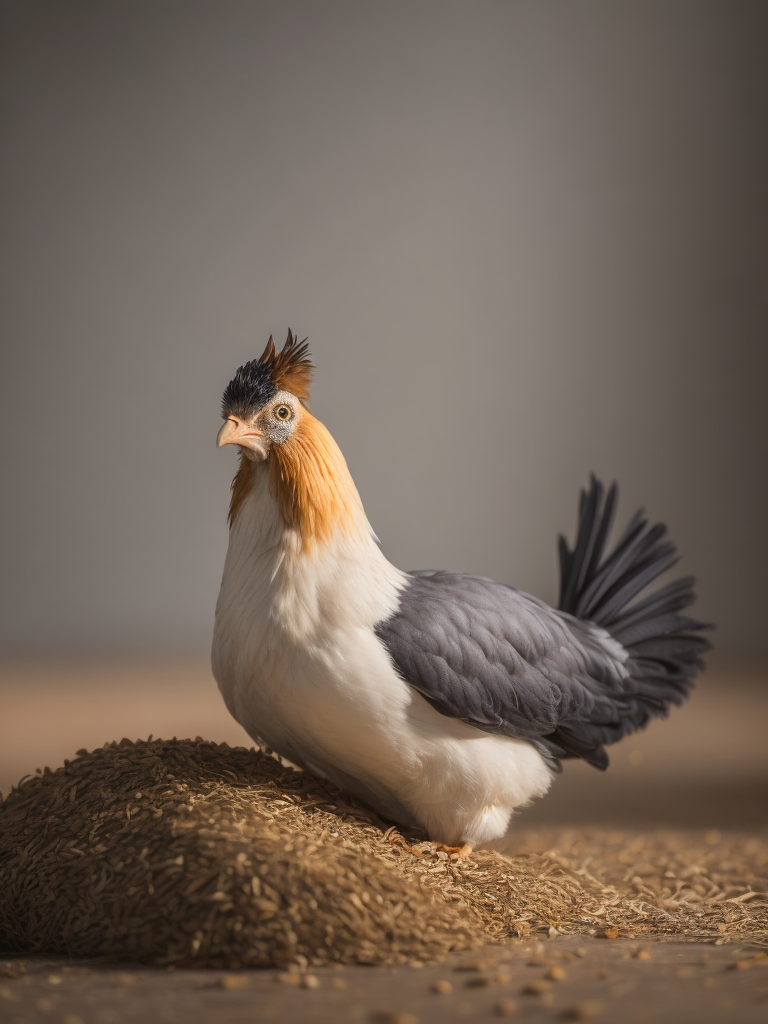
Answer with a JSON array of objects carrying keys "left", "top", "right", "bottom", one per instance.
[{"left": 212, "top": 332, "right": 711, "bottom": 850}]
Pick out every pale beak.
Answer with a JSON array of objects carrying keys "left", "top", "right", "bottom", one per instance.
[{"left": 217, "top": 416, "right": 267, "bottom": 459}]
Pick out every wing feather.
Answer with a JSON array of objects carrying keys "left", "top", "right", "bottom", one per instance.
[{"left": 375, "top": 571, "right": 631, "bottom": 767}]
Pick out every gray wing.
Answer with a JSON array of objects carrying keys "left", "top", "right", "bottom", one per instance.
[{"left": 374, "top": 570, "right": 632, "bottom": 768}]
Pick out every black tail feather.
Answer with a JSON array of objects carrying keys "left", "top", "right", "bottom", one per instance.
[
  {"left": 557, "top": 476, "right": 713, "bottom": 760},
  {"left": 609, "top": 576, "right": 697, "bottom": 634}
]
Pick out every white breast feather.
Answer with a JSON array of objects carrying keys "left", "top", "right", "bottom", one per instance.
[{"left": 212, "top": 467, "right": 553, "bottom": 847}]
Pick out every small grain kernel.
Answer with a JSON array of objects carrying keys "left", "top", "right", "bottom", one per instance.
[
  {"left": 728, "top": 959, "right": 752, "bottom": 971},
  {"left": 276, "top": 972, "right": 301, "bottom": 986},
  {"left": 523, "top": 979, "right": 551, "bottom": 996},
  {"left": 602, "top": 927, "right": 619, "bottom": 939},
  {"left": 376, "top": 1013, "right": 420, "bottom": 1024},
  {"left": 633, "top": 949, "right": 651, "bottom": 961},
  {"left": 495, "top": 997, "right": 518, "bottom": 1017},
  {"left": 302, "top": 974, "right": 319, "bottom": 989},
  {"left": 331, "top": 977, "right": 348, "bottom": 990},
  {"left": 495, "top": 972, "right": 513, "bottom": 984},
  {"left": 0, "top": 964, "right": 26, "bottom": 979},
  {"left": 563, "top": 1001, "right": 604, "bottom": 1020},
  {"left": 431, "top": 980, "right": 452, "bottom": 994},
  {"left": 546, "top": 965, "right": 566, "bottom": 981},
  {"left": 218, "top": 974, "right": 250, "bottom": 990}
]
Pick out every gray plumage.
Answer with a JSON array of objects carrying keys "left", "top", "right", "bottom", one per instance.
[{"left": 375, "top": 477, "right": 711, "bottom": 770}]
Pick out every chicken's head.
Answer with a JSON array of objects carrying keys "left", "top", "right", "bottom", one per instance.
[{"left": 217, "top": 331, "right": 313, "bottom": 462}]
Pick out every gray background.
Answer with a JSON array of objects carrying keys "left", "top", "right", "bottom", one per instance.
[{"left": 1, "top": 0, "right": 766, "bottom": 658}]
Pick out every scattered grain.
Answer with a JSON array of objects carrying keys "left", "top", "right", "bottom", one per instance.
[
  {"left": 1, "top": 739, "right": 766, "bottom": 970},
  {"left": 564, "top": 1001, "right": 604, "bottom": 1020},
  {"left": 431, "top": 980, "right": 452, "bottom": 994},
  {"left": 218, "top": 974, "right": 250, "bottom": 990},
  {"left": 546, "top": 965, "right": 566, "bottom": 981},
  {"left": 0, "top": 963, "right": 26, "bottom": 979},
  {"left": 495, "top": 997, "right": 519, "bottom": 1017},
  {"left": 302, "top": 974, "right": 319, "bottom": 989},
  {"left": 729, "top": 959, "right": 754, "bottom": 971},
  {"left": 523, "top": 979, "right": 551, "bottom": 995}
]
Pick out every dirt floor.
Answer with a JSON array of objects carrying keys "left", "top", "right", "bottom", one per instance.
[
  {"left": 2, "top": 939, "right": 768, "bottom": 1024},
  {"left": 1, "top": 659, "right": 767, "bottom": 1023}
]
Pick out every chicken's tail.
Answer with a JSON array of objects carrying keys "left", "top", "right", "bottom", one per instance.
[{"left": 557, "top": 475, "right": 712, "bottom": 744}]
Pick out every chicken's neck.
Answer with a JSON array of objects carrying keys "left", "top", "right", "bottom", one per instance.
[
  {"left": 229, "top": 410, "right": 367, "bottom": 551},
  {"left": 220, "top": 413, "right": 405, "bottom": 648}
]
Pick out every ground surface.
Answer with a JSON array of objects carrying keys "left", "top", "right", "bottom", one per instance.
[
  {"left": 1, "top": 659, "right": 766, "bottom": 1023},
  {"left": 2, "top": 940, "right": 768, "bottom": 1024}
]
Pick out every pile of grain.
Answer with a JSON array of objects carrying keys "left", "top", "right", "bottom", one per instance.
[{"left": 0, "top": 739, "right": 765, "bottom": 967}]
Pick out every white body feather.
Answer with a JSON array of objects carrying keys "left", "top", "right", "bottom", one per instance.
[{"left": 212, "top": 465, "right": 553, "bottom": 848}]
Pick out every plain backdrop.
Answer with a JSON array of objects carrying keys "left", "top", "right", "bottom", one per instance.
[{"left": 1, "top": 0, "right": 766, "bottom": 658}]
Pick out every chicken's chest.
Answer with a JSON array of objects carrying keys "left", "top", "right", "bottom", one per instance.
[{"left": 211, "top": 473, "right": 408, "bottom": 764}]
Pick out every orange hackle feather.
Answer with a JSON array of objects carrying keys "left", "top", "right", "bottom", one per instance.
[{"left": 270, "top": 411, "right": 362, "bottom": 549}]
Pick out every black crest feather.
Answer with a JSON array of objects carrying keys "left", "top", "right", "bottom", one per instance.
[{"left": 222, "top": 330, "right": 313, "bottom": 418}]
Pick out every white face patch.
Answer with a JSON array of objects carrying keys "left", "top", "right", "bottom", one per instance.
[{"left": 258, "top": 391, "right": 300, "bottom": 445}]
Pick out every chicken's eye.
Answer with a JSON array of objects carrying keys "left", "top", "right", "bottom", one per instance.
[{"left": 275, "top": 404, "right": 292, "bottom": 421}]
